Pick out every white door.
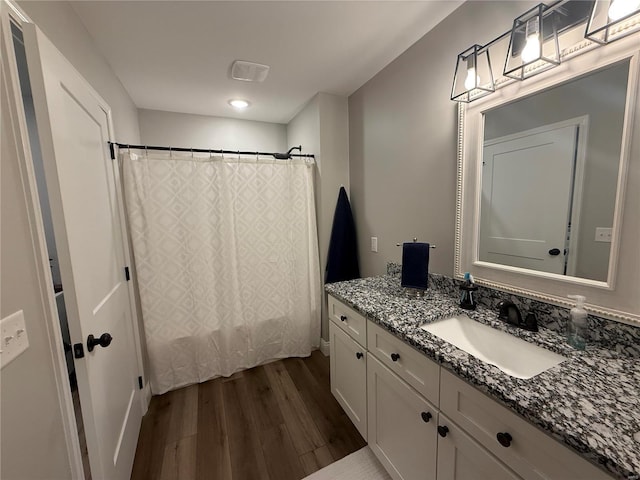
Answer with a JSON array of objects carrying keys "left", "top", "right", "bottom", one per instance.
[
  {"left": 22, "top": 24, "right": 142, "bottom": 480},
  {"left": 480, "top": 124, "right": 579, "bottom": 275}
]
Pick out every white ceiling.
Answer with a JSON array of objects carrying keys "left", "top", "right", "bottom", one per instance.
[{"left": 72, "top": 1, "right": 463, "bottom": 124}]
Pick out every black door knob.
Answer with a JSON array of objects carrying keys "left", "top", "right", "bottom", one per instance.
[
  {"left": 437, "top": 425, "right": 449, "bottom": 437},
  {"left": 340, "top": 315, "right": 347, "bottom": 322},
  {"left": 548, "top": 248, "right": 561, "bottom": 256},
  {"left": 356, "top": 352, "right": 363, "bottom": 360},
  {"left": 391, "top": 353, "right": 400, "bottom": 362},
  {"left": 87, "top": 333, "right": 113, "bottom": 352},
  {"left": 421, "top": 411, "right": 432, "bottom": 423},
  {"left": 496, "top": 432, "right": 512, "bottom": 447}
]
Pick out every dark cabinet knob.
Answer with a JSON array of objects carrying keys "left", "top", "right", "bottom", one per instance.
[
  {"left": 496, "top": 432, "right": 512, "bottom": 447},
  {"left": 391, "top": 353, "right": 400, "bottom": 362},
  {"left": 87, "top": 333, "right": 113, "bottom": 352},
  {"left": 356, "top": 352, "right": 363, "bottom": 360},
  {"left": 548, "top": 248, "right": 561, "bottom": 256},
  {"left": 340, "top": 315, "right": 347, "bottom": 322},
  {"left": 437, "top": 425, "right": 449, "bottom": 437},
  {"left": 421, "top": 411, "right": 432, "bottom": 423}
]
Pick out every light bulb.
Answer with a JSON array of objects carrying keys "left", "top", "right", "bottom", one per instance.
[
  {"left": 520, "top": 16, "right": 541, "bottom": 64},
  {"left": 228, "top": 99, "right": 250, "bottom": 109},
  {"left": 521, "top": 34, "right": 541, "bottom": 63},
  {"left": 464, "top": 68, "right": 480, "bottom": 90},
  {"left": 608, "top": 0, "right": 640, "bottom": 21}
]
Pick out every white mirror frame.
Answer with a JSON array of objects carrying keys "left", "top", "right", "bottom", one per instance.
[{"left": 455, "top": 33, "right": 640, "bottom": 326}]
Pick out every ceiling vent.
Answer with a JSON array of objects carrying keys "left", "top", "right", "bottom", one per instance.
[{"left": 231, "top": 60, "right": 270, "bottom": 82}]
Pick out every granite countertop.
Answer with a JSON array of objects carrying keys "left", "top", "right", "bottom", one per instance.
[{"left": 325, "top": 274, "right": 640, "bottom": 480}]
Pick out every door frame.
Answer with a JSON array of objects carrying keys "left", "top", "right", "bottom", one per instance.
[
  {"left": 2, "top": 2, "right": 148, "bottom": 477},
  {"left": 481, "top": 115, "right": 589, "bottom": 277},
  {"left": 1, "top": 3, "right": 84, "bottom": 478}
]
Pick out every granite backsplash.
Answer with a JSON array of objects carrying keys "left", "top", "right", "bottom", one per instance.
[{"left": 386, "top": 263, "right": 640, "bottom": 357}]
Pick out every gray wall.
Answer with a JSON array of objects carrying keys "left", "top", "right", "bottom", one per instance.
[
  {"left": 288, "top": 93, "right": 350, "bottom": 341},
  {"left": 484, "top": 62, "right": 629, "bottom": 281},
  {"left": 18, "top": 1, "right": 140, "bottom": 143},
  {"left": 1, "top": 42, "right": 72, "bottom": 480},
  {"left": 4, "top": 2, "right": 143, "bottom": 478},
  {"left": 138, "top": 108, "right": 287, "bottom": 152},
  {"left": 349, "top": 1, "right": 535, "bottom": 278}
]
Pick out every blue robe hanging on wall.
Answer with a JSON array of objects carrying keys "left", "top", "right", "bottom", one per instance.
[{"left": 325, "top": 186, "right": 360, "bottom": 283}]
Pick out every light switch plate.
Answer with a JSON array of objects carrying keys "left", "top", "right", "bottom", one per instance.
[
  {"left": 1, "top": 310, "right": 29, "bottom": 369},
  {"left": 371, "top": 236, "right": 378, "bottom": 253},
  {"left": 594, "top": 227, "right": 612, "bottom": 243}
]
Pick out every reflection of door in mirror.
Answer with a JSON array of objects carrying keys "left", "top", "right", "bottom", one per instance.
[
  {"left": 480, "top": 60, "right": 630, "bottom": 282},
  {"left": 480, "top": 121, "right": 584, "bottom": 276}
]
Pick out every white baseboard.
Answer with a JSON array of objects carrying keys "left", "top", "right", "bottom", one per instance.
[
  {"left": 141, "top": 382, "right": 152, "bottom": 414},
  {"left": 320, "top": 339, "right": 330, "bottom": 356}
]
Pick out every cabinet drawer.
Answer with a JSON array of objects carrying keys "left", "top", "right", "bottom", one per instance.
[
  {"left": 330, "top": 322, "right": 367, "bottom": 439},
  {"left": 437, "top": 413, "right": 522, "bottom": 480},
  {"left": 328, "top": 295, "right": 367, "bottom": 348},
  {"left": 440, "top": 370, "right": 612, "bottom": 480},
  {"left": 368, "top": 320, "right": 440, "bottom": 406}
]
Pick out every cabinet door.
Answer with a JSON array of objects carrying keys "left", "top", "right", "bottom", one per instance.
[
  {"left": 437, "top": 414, "right": 522, "bottom": 480},
  {"left": 367, "top": 354, "right": 437, "bottom": 480},
  {"left": 330, "top": 321, "right": 367, "bottom": 439}
]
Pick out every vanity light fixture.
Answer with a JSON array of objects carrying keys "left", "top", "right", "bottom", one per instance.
[
  {"left": 585, "top": 0, "right": 640, "bottom": 44},
  {"left": 504, "top": 3, "right": 560, "bottom": 81},
  {"left": 451, "top": 44, "right": 495, "bottom": 103},
  {"left": 228, "top": 99, "right": 250, "bottom": 109}
]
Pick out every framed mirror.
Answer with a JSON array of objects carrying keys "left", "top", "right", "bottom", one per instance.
[
  {"left": 480, "top": 60, "right": 629, "bottom": 283},
  {"left": 456, "top": 32, "right": 640, "bottom": 325}
]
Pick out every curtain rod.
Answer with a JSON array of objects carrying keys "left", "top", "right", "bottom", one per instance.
[{"left": 108, "top": 142, "right": 315, "bottom": 160}]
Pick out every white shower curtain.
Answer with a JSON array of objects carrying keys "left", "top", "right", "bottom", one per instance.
[{"left": 122, "top": 151, "right": 321, "bottom": 394}]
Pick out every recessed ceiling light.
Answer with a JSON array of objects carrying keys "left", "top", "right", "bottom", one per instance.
[{"left": 229, "top": 99, "right": 250, "bottom": 109}]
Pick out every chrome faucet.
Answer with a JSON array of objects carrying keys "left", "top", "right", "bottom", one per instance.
[{"left": 497, "top": 301, "right": 538, "bottom": 332}]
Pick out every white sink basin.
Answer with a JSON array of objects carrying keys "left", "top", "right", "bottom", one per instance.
[{"left": 420, "top": 314, "right": 566, "bottom": 379}]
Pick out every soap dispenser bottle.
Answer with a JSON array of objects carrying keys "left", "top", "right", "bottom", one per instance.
[
  {"left": 459, "top": 273, "right": 478, "bottom": 310},
  {"left": 567, "top": 295, "right": 588, "bottom": 350}
]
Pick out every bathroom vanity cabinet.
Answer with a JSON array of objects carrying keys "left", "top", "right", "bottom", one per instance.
[{"left": 327, "top": 294, "right": 612, "bottom": 480}]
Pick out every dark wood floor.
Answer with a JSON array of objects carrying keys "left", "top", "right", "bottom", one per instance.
[{"left": 131, "top": 350, "right": 366, "bottom": 480}]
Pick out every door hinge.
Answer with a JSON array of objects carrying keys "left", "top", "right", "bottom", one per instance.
[
  {"left": 109, "top": 142, "right": 116, "bottom": 160},
  {"left": 125, "top": 266, "right": 130, "bottom": 281},
  {"left": 73, "top": 343, "right": 85, "bottom": 359},
  {"left": 138, "top": 376, "right": 143, "bottom": 390}
]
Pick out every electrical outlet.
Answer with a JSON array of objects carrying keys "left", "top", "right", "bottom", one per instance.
[
  {"left": 1, "top": 310, "right": 29, "bottom": 369},
  {"left": 594, "top": 227, "right": 612, "bottom": 243},
  {"left": 371, "top": 236, "right": 378, "bottom": 253}
]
